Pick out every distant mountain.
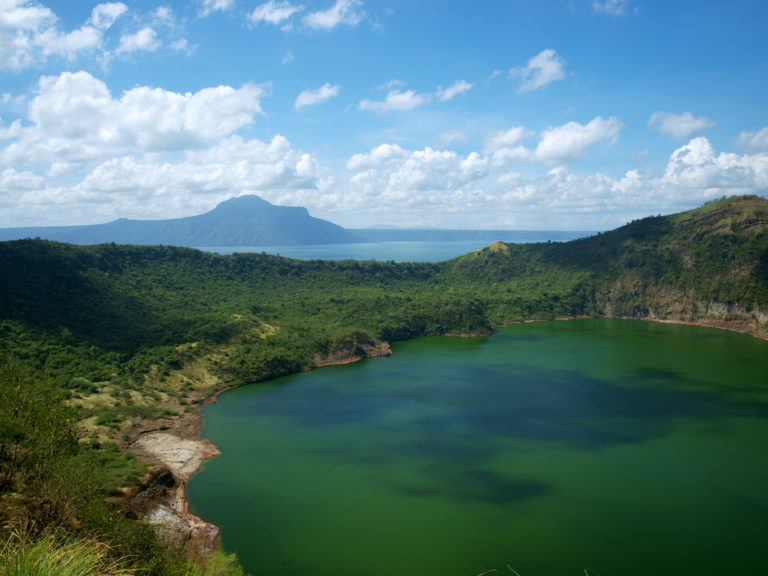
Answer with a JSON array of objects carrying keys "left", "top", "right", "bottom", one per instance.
[{"left": 0, "top": 195, "right": 360, "bottom": 246}]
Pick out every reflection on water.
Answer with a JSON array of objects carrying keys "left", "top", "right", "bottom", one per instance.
[{"left": 188, "top": 319, "right": 768, "bottom": 576}]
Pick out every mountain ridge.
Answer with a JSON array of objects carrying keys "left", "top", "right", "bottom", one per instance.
[{"left": 0, "top": 194, "right": 359, "bottom": 246}]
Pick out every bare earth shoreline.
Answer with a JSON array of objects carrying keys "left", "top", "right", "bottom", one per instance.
[{"left": 129, "top": 316, "right": 766, "bottom": 562}]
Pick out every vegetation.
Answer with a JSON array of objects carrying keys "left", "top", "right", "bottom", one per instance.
[{"left": 0, "top": 195, "right": 766, "bottom": 574}]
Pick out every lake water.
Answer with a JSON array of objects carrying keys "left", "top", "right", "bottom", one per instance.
[
  {"left": 188, "top": 319, "right": 768, "bottom": 576},
  {"left": 196, "top": 232, "right": 590, "bottom": 263}
]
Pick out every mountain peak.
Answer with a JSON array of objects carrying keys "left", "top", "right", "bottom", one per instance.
[{"left": 0, "top": 194, "right": 359, "bottom": 246}]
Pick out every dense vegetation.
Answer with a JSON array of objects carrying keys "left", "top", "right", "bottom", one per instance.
[{"left": 1, "top": 195, "right": 766, "bottom": 574}]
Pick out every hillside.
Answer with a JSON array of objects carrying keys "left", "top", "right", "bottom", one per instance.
[
  {"left": 0, "top": 195, "right": 766, "bottom": 575},
  {"left": 0, "top": 195, "right": 360, "bottom": 246},
  {"left": 449, "top": 195, "right": 768, "bottom": 332}
]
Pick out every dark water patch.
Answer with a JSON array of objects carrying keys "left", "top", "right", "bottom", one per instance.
[
  {"left": 397, "top": 466, "right": 550, "bottom": 506},
  {"left": 403, "top": 366, "right": 723, "bottom": 450}
]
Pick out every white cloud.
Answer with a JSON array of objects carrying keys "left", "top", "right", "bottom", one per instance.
[
  {"left": 359, "top": 89, "right": 427, "bottom": 112},
  {"left": 435, "top": 80, "right": 473, "bottom": 102},
  {"left": 510, "top": 49, "right": 566, "bottom": 92},
  {"left": 0, "top": 167, "right": 44, "bottom": 191},
  {"left": 199, "top": 0, "right": 236, "bottom": 17},
  {"left": 441, "top": 130, "right": 467, "bottom": 145},
  {"left": 485, "top": 117, "right": 622, "bottom": 166},
  {"left": 738, "top": 126, "right": 768, "bottom": 153},
  {"left": 281, "top": 50, "right": 295, "bottom": 64},
  {"left": 534, "top": 116, "right": 622, "bottom": 163},
  {"left": 347, "top": 143, "right": 409, "bottom": 171},
  {"left": 336, "top": 136, "right": 767, "bottom": 229},
  {"left": 250, "top": 0, "right": 304, "bottom": 26},
  {"left": 116, "top": 27, "right": 160, "bottom": 55},
  {"left": 484, "top": 127, "right": 535, "bottom": 154},
  {"left": 170, "top": 38, "right": 193, "bottom": 53},
  {"left": 662, "top": 137, "right": 768, "bottom": 192},
  {"left": 592, "top": 0, "right": 634, "bottom": 16},
  {"left": 304, "top": 0, "right": 363, "bottom": 30},
  {"left": 90, "top": 3, "right": 128, "bottom": 30},
  {"left": 649, "top": 111, "right": 714, "bottom": 140},
  {"left": 35, "top": 24, "right": 102, "bottom": 59},
  {"left": 0, "top": 0, "right": 176, "bottom": 68},
  {"left": 0, "top": 133, "right": 328, "bottom": 226},
  {"left": 295, "top": 83, "right": 340, "bottom": 109},
  {"left": 1, "top": 71, "right": 267, "bottom": 167},
  {"left": 0, "top": 0, "right": 105, "bottom": 68},
  {"left": 80, "top": 135, "right": 321, "bottom": 196},
  {"left": 378, "top": 79, "right": 406, "bottom": 90}
]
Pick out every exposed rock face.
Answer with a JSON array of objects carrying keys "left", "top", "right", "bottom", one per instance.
[
  {"left": 132, "top": 432, "right": 221, "bottom": 556},
  {"left": 134, "top": 432, "right": 219, "bottom": 481},
  {"left": 313, "top": 341, "right": 392, "bottom": 367}
]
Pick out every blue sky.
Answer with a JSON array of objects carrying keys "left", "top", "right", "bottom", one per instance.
[{"left": 1, "top": 0, "right": 767, "bottom": 230}]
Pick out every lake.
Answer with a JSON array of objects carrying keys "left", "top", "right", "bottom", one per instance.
[
  {"left": 187, "top": 319, "right": 768, "bottom": 576},
  {"left": 196, "top": 231, "right": 590, "bottom": 262}
]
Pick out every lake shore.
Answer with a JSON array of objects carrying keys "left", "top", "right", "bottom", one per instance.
[
  {"left": 128, "top": 340, "right": 394, "bottom": 561},
  {"left": 132, "top": 314, "right": 766, "bottom": 563}
]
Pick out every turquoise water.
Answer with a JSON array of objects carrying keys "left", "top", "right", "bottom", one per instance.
[
  {"left": 196, "top": 233, "right": 588, "bottom": 263},
  {"left": 198, "top": 240, "right": 487, "bottom": 261},
  {"left": 188, "top": 319, "right": 768, "bottom": 576}
]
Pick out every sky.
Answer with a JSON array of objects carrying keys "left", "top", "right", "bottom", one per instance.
[{"left": 1, "top": 0, "right": 767, "bottom": 231}]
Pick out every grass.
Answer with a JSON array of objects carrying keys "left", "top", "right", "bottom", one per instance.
[{"left": 0, "top": 532, "right": 135, "bottom": 576}]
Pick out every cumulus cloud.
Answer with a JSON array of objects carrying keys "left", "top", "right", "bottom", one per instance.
[
  {"left": 116, "top": 27, "right": 159, "bottom": 55},
  {"left": 484, "top": 127, "right": 535, "bottom": 154},
  {"left": 649, "top": 111, "right": 714, "bottom": 140},
  {"left": 34, "top": 25, "right": 102, "bottom": 60},
  {"left": 358, "top": 80, "right": 474, "bottom": 113},
  {"left": 0, "top": 167, "right": 45, "bottom": 191},
  {"left": 336, "top": 135, "right": 768, "bottom": 228},
  {"left": 79, "top": 135, "right": 321, "bottom": 197},
  {"left": 662, "top": 137, "right": 768, "bottom": 192},
  {"left": 304, "top": 0, "right": 363, "bottom": 30},
  {"left": 441, "top": 130, "right": 467, "bottom": 145},
  {"left": 0, "top": 0, "right": 126, "bottom": 68},
  {"left": 484, "top": 117, "right": 622, "bottom": 166},
  {"left": 435, "top": 80, "right": 473, "bottom": 102},
  {"left": 249, "top": 0, "right": 304, "bottom": 26},
  {"left": 0, "top": 132, "right": 328, "bottom": 226},
  {"left": 0, "top": 1, "right": 182, "bottom": 69},
  {"left": 534, "top": 116, "right": 622, "bottom": 163},
  {"left": 738, "top": 126, "right": 768, "bottom": 153},
  {"left": 199, "top": 0, "right": 236, "bottom": 17},
  {"left": 90, "top": 3, "right": 128, "bottom": 30},
  {"left": 359, "top": 89, "right": 427, "bottom": 112},
  {"left": 295, "top": 83, "right": 340, "bottom": 109},
  {"left": 1, "top": 71, "right": 267, "bottom": 166},
  {"left": 510, "top": 49, "right": 566, "bottom": 92}
]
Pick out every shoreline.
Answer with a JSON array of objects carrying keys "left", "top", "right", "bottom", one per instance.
[
  {"left": 133, "top": 314, "right": 766, "bottom": 562},
  {"left": 128, "top": 341, "right": 394, "bottom": 559}
]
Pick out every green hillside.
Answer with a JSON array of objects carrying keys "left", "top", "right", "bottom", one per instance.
[{"left": 1, "top": 195, "right": 766, "bottom": 575}]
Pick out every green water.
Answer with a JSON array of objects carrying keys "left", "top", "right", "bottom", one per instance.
[{"left": 188, "top": 319, "right": 768, "bottom": 576}]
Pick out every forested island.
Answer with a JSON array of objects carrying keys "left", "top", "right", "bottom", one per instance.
[{"left": 1, "top": 195, "right": 766, "bottom": 575}]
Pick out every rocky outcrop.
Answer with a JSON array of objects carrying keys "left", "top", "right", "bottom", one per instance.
[
  {"left": 313, "top": 341, "right": 392, "bottom": 367},
  {"left": 132, "top": 432, "right": 221, "bottom": 557}
]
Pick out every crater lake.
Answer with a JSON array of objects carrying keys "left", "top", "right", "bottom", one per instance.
[{"left": 187, "top": 319, "right": 768, "bottom": 576}]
